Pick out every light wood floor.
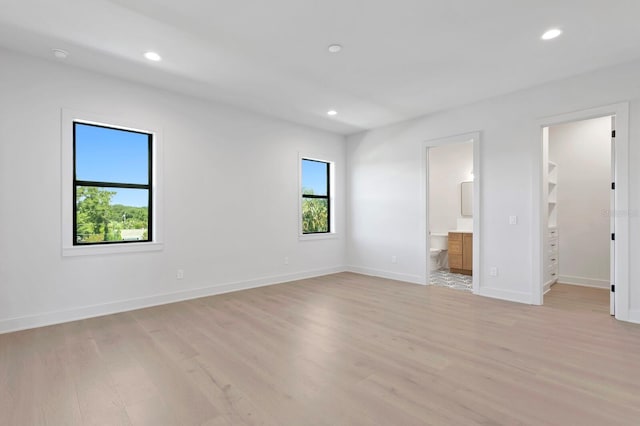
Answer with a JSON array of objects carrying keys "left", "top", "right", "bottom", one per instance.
[{"left": 2, "top": 274, "right": 639, "bottom": 425}]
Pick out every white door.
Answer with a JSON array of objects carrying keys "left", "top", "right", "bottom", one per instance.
[{"left": 610, "top": 116, "right": 616, "bottom": 316}]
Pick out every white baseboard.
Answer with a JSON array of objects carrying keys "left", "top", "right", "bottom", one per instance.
[
  {"left": 543, "top": 279, "right": 557, "bottom": 294},
  {"left": 626, "top": 309, "right": 640, "bottom": 325},
  {"left": 476, "top": 286, "right": 533, "bottom": 305},
  {"left": 346, "top": 265, "right": 424, "bottom": 285},
  {"left": 558, "top": 275, "right": 609, "bottom": 289},
  {"left": 0, "top": 266, "right": 347, "bottom": 335}
]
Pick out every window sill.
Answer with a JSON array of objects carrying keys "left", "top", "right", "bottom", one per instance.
[
  {"left": 62, "top": 242, "right": 164, "bottom": 257},
  {"left": 298, "top": 233, "right": 339, "bottom": 241}
]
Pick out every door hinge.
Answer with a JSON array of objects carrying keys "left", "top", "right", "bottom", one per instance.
[
  {"left": 611, "top": 284, "right": 615, "bottom": 292},
  {"left": 611, "top": 182, "right": 615, "bottom": 190},
  {"left": 612, "top": 130, "right": 616, "bottom": 138},
  {"left": 611, "top": 233, "right": 615, "bottom": 241}
]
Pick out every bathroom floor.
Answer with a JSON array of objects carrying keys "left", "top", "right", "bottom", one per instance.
[{"left": 430, "top": 269, "right": 473, "bottom": 291}]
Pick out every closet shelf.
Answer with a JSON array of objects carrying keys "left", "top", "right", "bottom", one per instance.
[{"left": 545, "top": 160, "right": 558, "bottom": 288}]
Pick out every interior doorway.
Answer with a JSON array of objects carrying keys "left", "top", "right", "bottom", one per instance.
[
  {"left": 542, "top": 116, "right": 613, "bottom": 313},
  {"left": 536, "top": 103, "right": 629, "bottom": 320},
  {"left": 423, "top": 132, "right": 480, "bottom": 293}
]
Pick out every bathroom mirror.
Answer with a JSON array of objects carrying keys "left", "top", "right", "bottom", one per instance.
[{"left": 461, "top": 181, "right": 473, "bottom": 216}]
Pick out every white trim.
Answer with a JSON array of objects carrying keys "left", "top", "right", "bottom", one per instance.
[
  {"left": 543, "top": 281, "right": 555, "bottom": 294},
  {"left": 0, "top": 266, "right": 347, "bottom": 335},
  {"left": 298, "top": 233, "right": 339, "bottom": 241},
  {"left": 63, "top": 241, "right": 164, "bottom": 256},
  {"left": 347, "top": 266, "right": 424, "bottom": 285},
  {"left": 422, "top": 132, "right": 481, "bottom": 294},
  {"left": 298, "top": 152, "right": 336, "bottom": 240},
  {"left": 476, "top": 287, "right": 532, "bottom": 305},
  {"left": 61, "top": 108, "right": 164, "bottom": 256},
  {"left": 534, "top": 102, "right": 629, "bottom": 321},
  {"left": 627, "top": 309, "right": 640, "bottom": 325},
  {"left": 557, "top": 275, "right": 610, "bottom": 289}
]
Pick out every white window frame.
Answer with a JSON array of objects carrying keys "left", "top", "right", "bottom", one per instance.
[
  {"left": 298, "top": 153, "right": 336, "bottom": 240},
  {"left": 61, "top": 109, "right": 164, "bottom": 256}
]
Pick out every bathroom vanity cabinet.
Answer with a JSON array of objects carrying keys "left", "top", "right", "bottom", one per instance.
[{"left": 448, "top": 232, "right": 472, "bottom": 275}]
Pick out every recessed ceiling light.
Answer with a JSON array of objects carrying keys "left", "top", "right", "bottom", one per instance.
[
  {"left": 327, "top": 110, "right": 338, "bottom": 116},
  {"left": 52, "top": 49, "right": 68, "bottom": 59},
  {"left": 541, "top": 29, "right": 562, "bottom": 40},
  {"left": 144, "top": 51, "right": 162, "bottom": 61},
  {"left": 328, "top": 44, "right": 342, "bottom": 53}
]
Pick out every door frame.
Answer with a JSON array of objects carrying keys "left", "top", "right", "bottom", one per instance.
[
  {"left": 610, "top": 116, "right": 616, "bottom": 315},
  {"left": 422, "top": 132, "right": 481, "bottom": 293},
  {"left": 532, "top": 103, "right": 629, "bottom": 321}
]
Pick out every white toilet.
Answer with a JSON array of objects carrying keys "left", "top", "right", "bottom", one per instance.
[{"left": 430, "top": 233, "right": 449, "bottom": 271}]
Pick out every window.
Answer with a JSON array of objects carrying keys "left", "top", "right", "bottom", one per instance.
[
  {"left": 301, "top": 158, "right": 331, "bottom": 234},
  {"left": 73, "top": 122, "right": 152, "bottom": 245},
  {"left": 62, "top": 109, "right": 163, "bottom": 256}
]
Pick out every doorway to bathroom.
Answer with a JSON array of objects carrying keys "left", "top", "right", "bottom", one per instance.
[
  {"left": 536, "top": 103, "right": 630, "bottom": 320},
  {"left": 424, "top": 132, "right": 480, "bottom": 293}
]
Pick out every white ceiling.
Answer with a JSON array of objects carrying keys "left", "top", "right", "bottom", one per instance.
[{"left": 1, "top": 0, "right": 640, "bottom": 134}]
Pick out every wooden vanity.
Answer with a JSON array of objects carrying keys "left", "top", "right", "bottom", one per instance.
[{"left": 448, "top": 232, "right": 472, "bottom": 275}]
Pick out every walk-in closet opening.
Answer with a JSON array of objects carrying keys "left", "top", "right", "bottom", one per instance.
[{"left": 542, "top": 116, "right": 614, "bottom": 314}]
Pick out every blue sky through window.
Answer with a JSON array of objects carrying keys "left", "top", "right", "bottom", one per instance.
[
  {"left": 302, "top": 159, "right": 328, "bottom": 195},
  {"left": 75, "top": 123, "right": 149, "bottom": 207}
]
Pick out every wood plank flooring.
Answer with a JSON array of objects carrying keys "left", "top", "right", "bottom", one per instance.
[
  {"left": 545, "top": 282, "right": 610, "bottom": 314},
  {"left": 1, "top": 273, "right": 639, "bottom": 425}
]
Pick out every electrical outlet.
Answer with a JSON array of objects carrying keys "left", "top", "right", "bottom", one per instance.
[
  {"left": 509, "top": 215, "right": 518, "bottom": 225},
  {"left": 176, "top": 269, "right": 184, "bottom": 279},
  {"left": 284, "top": 256, "right": 289, "bottom": 265},
  {"left": 489, "top": 267, "right": 498, "bottom": 277},
  {"left": 391, "top": 256, "right": 398, "bottom": 264}
]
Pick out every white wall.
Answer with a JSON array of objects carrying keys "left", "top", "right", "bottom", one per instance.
[
  {"left": 4, "top": 45, "right": 640, "bottom": 330},
  {"left": 347, "top": 58, "right": 640, "bottom": 320},
  {"left": 0, "top": 48, "right": 346, "bottom": 333},
  {"left": 428, "top": 142, "right": 473, "bottom": 234},
  {"left": 549, "top": 117, "right": 611, "bottom": 288}
]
